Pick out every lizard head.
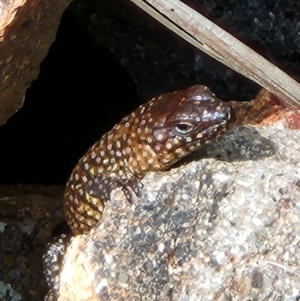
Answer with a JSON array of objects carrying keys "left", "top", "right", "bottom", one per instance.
[{"left": 135, "top": 85, "right": 237, "bottom": 168}]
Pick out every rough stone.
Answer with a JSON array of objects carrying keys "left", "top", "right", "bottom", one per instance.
[
  {"left": 55, "top": 103, "right": 300, "bottom": 300},
  {"left": 0, "top": 0, "right": 73, "bottom": 125},
  {"left": 0, "top": 185, "right": 64, "bottom": 301}
]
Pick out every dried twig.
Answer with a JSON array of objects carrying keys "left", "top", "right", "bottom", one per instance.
[{"left": 129, "top": 0, "right": 300, "bottom": 107}]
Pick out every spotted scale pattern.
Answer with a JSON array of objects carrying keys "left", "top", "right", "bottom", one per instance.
[
  {"left": 64, "top": 85, "right": 237, "bottom": 234},
  {"left": 43, "top": 233, "right": 71, "bottom": 301}
]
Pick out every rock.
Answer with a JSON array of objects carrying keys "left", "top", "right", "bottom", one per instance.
[
  {"left": 55, "top": 99, "right": 300, "bottom": 300},
  {"left": 0, "top": 185, "right": 65, "bottom": 301},
  {"left": 0, "top": 0, "right": 73, "bottom": 125}
]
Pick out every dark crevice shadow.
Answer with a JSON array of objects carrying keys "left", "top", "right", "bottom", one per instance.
[{"left": 0, "top": 11, "right": 139, "bottom": 185}]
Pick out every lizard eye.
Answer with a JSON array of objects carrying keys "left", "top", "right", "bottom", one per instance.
[{"left": 175, "top": 122, "right": 194, "bottom": 134}]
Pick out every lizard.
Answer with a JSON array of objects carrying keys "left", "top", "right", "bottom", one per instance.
[{"left": 43, "top": 84, "right": 237, "bottom": 300}]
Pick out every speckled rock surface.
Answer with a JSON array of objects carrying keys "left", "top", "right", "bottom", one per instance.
[
  {"left": 0, "top": 185, "right": 64, "bottom": 301},
  {"left": 0, "top": 0, "right": 73, "bottom": 125},
  {"left": 54, "top": 107, "right": 300, "bottom": 300}
]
